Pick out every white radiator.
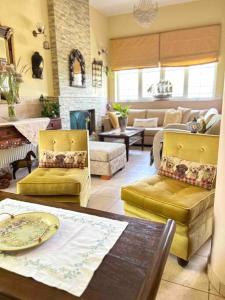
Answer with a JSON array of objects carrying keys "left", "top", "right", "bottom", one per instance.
[{"left": 0, "top": 144, "right": 37, "bottom": 169}]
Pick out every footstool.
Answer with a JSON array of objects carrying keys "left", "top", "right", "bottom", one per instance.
[{"left": 89, "top": 141, "right": 126, "bottom": 179}]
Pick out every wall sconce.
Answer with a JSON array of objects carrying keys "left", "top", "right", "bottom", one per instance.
[
  {"left": 98, "top": 48, "right": 108, "bottom": 56},
  {"left": 43, "top": 35, "right": 50, "bottom": 50},
  {"left": 32, "top": 23, "right": 50, "bottom": 50},
  {"left": 32, "top": 23, "right": 45, "bottom": 37}
]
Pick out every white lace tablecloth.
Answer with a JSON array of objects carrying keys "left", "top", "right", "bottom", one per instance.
[
  {"left": 0, "top": 118, "right": 50, "bottom": 145},
  {"left": 0, "top": 199, "right": 128, "bottom": 297}
]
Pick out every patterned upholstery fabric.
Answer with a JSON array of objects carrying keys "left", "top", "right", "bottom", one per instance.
[
  {"left": 39, "top": 150, "right": 87, "bottom": 169},
  {"left": 89, "top": 141, "right": 126, "bottom": 177},
  {"left": 159, "top": 156, "right": 216, "bottom": 190}
]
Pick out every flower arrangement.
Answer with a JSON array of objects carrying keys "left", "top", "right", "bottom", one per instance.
[{"left": 0, "top": 59, "right": 29, "bottom": 120}]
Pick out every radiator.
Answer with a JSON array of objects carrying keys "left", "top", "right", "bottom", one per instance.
[{"left": 0, "top": 144, "right": 37, "bottom": 169}]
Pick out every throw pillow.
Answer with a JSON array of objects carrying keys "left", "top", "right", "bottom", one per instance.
[
  {"left": 197, "top": 118, "right": 207, "bottom": 133},
  {"left": 178, "top": 107, "right": 191, "bottom": 124},
  {"left": 163, "top": 109, "right": 182, "bottom": 127},
  {"left": 39, "top": 150, "right": 87, "bottom": 169},
  {"left": 108, "top": 112, "right": 119, "bottom": 129},
  {"left": 204, "top": 108, "right": 218, "bottom": 124},
  {"left": 159, "top": 156, "right": 217, "bottom": 190},
  {"left": 133, "top": 118, "right": 158, "bottom": 128}
]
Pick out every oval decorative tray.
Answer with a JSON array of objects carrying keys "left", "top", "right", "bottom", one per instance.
[{"left": 0, "top": 212, "right": 60, "bottom": 252}]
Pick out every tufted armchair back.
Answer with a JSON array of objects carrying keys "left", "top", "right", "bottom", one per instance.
[
  {"left": 163, "top": 131, "right": 219, "bottom": 165},
  {"left": 38, "top": 130, "right": 90, "bottom": 167}
]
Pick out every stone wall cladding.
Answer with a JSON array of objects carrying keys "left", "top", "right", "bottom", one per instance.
[{"left": 48, "top": 0, "right": 107, "bottom": 130}]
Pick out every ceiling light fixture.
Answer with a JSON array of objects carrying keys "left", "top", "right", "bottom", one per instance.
[{"left": 133, "top": 0, "right": 158, "bottom": 27}]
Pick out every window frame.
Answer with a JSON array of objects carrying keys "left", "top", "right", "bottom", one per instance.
[{"left": 115, "top": 63, "right": 217, "bottom": 102}]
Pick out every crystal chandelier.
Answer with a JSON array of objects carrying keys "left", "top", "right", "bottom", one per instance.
[{"left": 133, "top": 0, "right": 158, "bottom": 27}]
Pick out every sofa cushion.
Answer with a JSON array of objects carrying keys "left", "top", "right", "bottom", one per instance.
[
  {"left": 188, "top": 110, "right": 208, "bottom": 122},
  {"left": 17, "top": 167, "right": 89, "bottom": 196},
  {"left": 89, "top": 141, "right": 125, "bottom": 162},
  {"left": 178, "top": 107, "right": 191, "bottom": 123},
  {"left": 144, "top": 127, "right": 162, "bottom": 136},
  {"left": 133, "top": 118, "right": 158, "bottom": 128},
  {"left": 108, "top": 112, "right": 119, "bottom": 129},
  {"left": 163, "top": 109, "right": 182, "bottom": 126},
  {"left": 128, "top": 109, "right": 146, "bottom": 126},
  {"left": 121, "top": 174, "right": 214, "bottom": 224},
  {"left": 146, "top": 109, "right": 168, "bottom": 126}
]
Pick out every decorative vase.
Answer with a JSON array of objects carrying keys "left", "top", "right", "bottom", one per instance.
[
  {"left": 119, "top": 117, "right": 128, "bottom": 132},
  {"left": 8, "top": 104, "right": 17, "bottom": 121}
]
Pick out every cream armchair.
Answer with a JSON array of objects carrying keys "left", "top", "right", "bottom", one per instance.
[{"left": 17, "top": 130, "right": 91, "bottom": 207}]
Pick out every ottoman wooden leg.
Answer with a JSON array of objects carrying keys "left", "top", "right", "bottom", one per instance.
[{"left": 101, "top": 175, "right": 112, "bottom": 180}]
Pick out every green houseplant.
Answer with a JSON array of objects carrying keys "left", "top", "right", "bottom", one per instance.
[
  {"left": 113, "top": 103, "right": 130, "bottom": 132},
  {"left": 0, "top": 60, "right": 28, "bottom": 120},
  {"left": 39, "top": 95, "right": 60, "bottom": 118}
]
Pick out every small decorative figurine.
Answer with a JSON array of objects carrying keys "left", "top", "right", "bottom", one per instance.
[
  {"left": 31, "top": 52, "right": 44, "bottom": 79},
  {"left": 10, "top": 151, "right": 36, "bottom": 179}
]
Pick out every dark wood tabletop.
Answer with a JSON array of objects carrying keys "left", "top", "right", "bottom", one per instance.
[
  {"left": 98, "top": 128, "right": 145, "bottom": 161},
  {"left": 98, "top": 127, "right": 144, "bottom": 138},
  {"left": 0, "top": 191, "right": 175, "bottom": 300}
]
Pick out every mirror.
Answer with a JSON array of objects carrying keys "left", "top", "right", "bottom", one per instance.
[
  {"left": 69, "top": 49, "right": 85, "bottom": 88},
  {"left": 0, "top": 25, "right": 14, "bottom": 65}
]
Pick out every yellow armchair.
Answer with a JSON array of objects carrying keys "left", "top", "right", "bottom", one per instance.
[
  {"left": 121, "top": 131, "right": 219, "bottom": 266},
  {"left": 17, "top": 130, "right": 91, "bottom": 207}
]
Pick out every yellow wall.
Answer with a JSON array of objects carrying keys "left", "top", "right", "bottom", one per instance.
[
  {"left": 89, "top": 6, "right": 109, "bottom": 98},
  {"left": 108, "top": 0, "right": 225, "bottom": 101},
  {"left": 0, "top": 0, "right": 54, "bottom": 99}
]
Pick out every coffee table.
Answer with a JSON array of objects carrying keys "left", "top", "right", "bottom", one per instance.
[
  {"left": 0, "top": 191, "right": 175, "bottom": 300},
  {"left": 98, "top": 128, "right": 145, "bottom": 161}
]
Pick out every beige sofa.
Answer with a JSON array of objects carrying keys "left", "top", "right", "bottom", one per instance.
[{"left": 103, "top": 108, "right": 218, "bottom": 145}]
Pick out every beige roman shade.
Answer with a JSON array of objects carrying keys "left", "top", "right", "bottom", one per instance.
[
  {"left": 110, "top": 33, "right": 160, "bottom": 71},
  {"left": 160, "top": 24, "right": 221, "bottom": 67}
]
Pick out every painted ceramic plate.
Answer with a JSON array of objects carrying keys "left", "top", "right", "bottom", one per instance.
[{"left": 0, "top": 212, "right": 60, "bottom": 252}]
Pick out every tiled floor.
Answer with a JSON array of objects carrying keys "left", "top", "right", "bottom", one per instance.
[{"left": 2, "top": 147, "right": 225, "bottom": 300}]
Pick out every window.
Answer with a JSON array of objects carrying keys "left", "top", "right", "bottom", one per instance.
[
  {"left": 142, "top": 68, "right": 160, "bottom": 98},
  {"left": 188, "top": 63, "right": 216, "bottom": 98},
  {"left": 117, "top": 69, "right": 139, "bottom": 100},
  {"left": 164, "top": 67, "right": 185, "bottom": 97},
  {"left": 116, "top": 63, "right": 217, "bottom": 101}
]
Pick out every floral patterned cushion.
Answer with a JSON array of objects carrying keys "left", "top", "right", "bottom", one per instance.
[
  {"left": 39, "top": 150, "right": 87, "bottom": 169},
  {"left": 159, "top": 156, "right": 217, "bottom": 190}
]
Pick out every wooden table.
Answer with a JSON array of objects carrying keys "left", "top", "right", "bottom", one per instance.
[
  {"left": 0, "top": 192, "right": 175, "bottom": 300},
  {"left": 98, "top": 128, "right": 145, "bottom": 161}
]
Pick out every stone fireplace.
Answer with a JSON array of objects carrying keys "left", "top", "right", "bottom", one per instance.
[
  {"left": 47, "top": 0, "right": 107, "bottom": 131},
  {"left": 70, "top": 109, "right": 95, "bottom": 134}
]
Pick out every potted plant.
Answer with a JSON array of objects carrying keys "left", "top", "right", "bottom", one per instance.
[
  {"left": 113, "top": 103, "right": 130, "bottom": 132},
  {"left": 39, "top": 95, "right": 60, "bottom": 118},
  {"left": 0, "top": 60, "right": 28, "bottom": 120}
]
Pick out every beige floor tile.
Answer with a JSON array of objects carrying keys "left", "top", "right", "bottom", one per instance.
[
  {"left": 209, "top": 295, "right": 225, "bottom": 299},
  {"left": 156, "top": 280, "right": 208, "bottom": 300},
  {"left": 87, "top": 194, "right": 117, "bottom": 211},
  {"left": 109, "top": 200, "right": 125, "bottom": 214},
  {"left": 162, "top": 254, "right": 209, "bottom": 292},
  {"left": 209, "top": 283, "right": 221, "bottom": 296}
]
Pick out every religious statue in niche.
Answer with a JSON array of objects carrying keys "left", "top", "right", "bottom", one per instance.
[{"left": 31, "top": 52, "right": 44, "bottom": 79}]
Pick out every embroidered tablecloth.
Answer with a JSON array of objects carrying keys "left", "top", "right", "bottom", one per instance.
[
  {"left": 0, "top": 199, "right": 128, "bottom": 297},
  {"left": 0, "top": 117, "right": 50, "bottom": 145}
]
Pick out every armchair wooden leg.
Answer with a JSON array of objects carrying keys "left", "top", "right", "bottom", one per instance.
[
  {"left": 101, "top": 175, "right": 112, "bottom": 180},
  {"left": 177, "top": 257, "right": 189, "bottom": 267}
]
